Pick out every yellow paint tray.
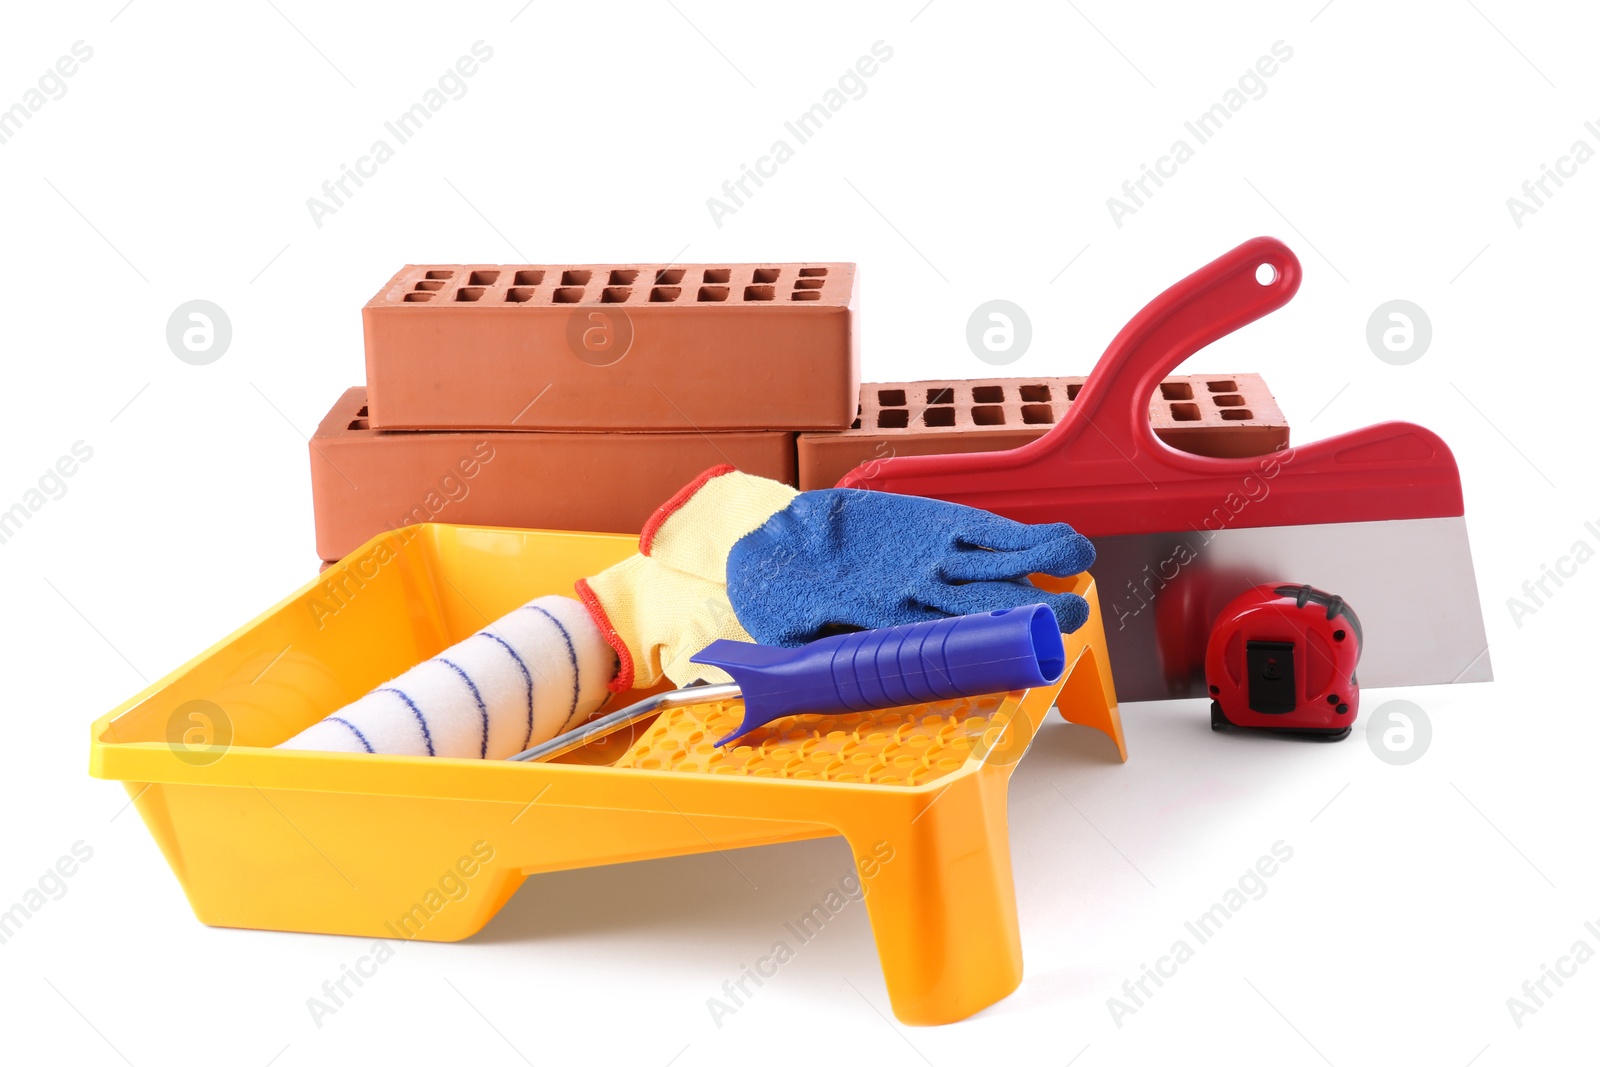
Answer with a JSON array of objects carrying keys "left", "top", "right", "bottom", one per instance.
[{"left": 88, "top": 523, "right": 1122, "bottom": 1024}]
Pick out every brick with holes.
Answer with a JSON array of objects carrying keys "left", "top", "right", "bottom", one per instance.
[
  {"left": 363, "top": 263, "right": 858, "bottom": 432},
  {"left": 796, "top": 374, "right": 1286, "bottom": 490},
  {"left": 310, "top": 387, "right": 797, "bottom": 562}
]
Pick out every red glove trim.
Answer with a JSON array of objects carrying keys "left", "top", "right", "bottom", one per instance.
[
  {"left": 638, "top": 464, "right": 736, "bottom": 556},
  {"left": 574, "top": 577, "right": 634, "bottom": 693}
]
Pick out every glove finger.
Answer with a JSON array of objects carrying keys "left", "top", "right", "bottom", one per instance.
[
  {"left": 800, "top": 599, "right": 949, "bottom": 645},
  {"left": 733, "top": 584, "right": 946, "bottom": 647},
  {"left": 1044, "top": 591, "right": 1092, "bottom": 633},
  {"left": 951, "top": 509, "right": 1081, "bottom": 551},
  {"left": 941, "top": 526, "right": 1096, "bottom": 581},
  {"left": 920, "top": 579, "right": 1092, "bottom": 634}
]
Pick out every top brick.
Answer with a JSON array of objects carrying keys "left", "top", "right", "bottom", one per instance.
[{"left": 363, "top": 263, "right": 859, "bottom": 432}]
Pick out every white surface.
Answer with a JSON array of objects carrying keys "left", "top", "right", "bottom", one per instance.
[{"left": 2, "top": 2, "right": 1596, "bottom": 1064}]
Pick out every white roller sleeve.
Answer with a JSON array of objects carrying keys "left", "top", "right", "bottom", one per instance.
[{"left": 278, "top": 595, "right": 616, "bottom": 758}]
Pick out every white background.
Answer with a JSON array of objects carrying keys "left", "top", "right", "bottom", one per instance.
[{"left": 2, "top": 1, "right": 1596, "bottom": 1064}]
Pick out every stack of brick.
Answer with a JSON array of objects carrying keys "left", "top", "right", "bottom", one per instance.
[
  {"left": 309, "top": 263, "right": 1289, "bottom": 563},
  {"left": 310, "top": 263, "right": 858, "bottom": 563}
]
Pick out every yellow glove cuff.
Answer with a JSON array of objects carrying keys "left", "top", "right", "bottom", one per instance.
[
  {"left": 639, "top": 465, "right": 799, "bottom": 583},
  {"left": 577, "top": 554, "right": 754, "bottom": 693}
]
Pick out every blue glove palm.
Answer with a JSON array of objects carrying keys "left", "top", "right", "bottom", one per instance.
[{"left": 725, "top": 488, "right": 1096, "bottom": 647}]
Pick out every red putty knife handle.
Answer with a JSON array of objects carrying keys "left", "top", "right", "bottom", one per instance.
[{"left": 838, "top": 237, "right": 1464, "bottom": 536}]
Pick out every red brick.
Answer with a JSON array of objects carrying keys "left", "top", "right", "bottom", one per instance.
[
  {"left": 798, "top": 373, "right": 1286, "bottom": 489},
  {"left": 311, "top": 388, "right": 797, "bottom": 562},
  {"left": 363, "top": 263, "right": 858, "bottom": 432}
]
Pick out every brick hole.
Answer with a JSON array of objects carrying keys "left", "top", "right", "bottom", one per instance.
[
  {"left": 1065, "top": 383, "right": 1082, "bottom": 401},
  {"left": 553, "top": 287, "right": 585, "bottom": 303},
  {"left": 414, "top": 280, "right": 445, "bottom": 291},
  {"left": 514, "top": 269, "right": 544, "bottom": 285},
  {"left": 703, "top": 268, "right": 731, "bottom": 283},
  {"left": 561, "top": 269, "right": 592, "bottom": 285},
  {"left": 973, "top": 406, "right": 1006, "bottom": 425},
  {"left": 506, "top": 287, "right": 537, "bottom": 302},
  {"left": 850, "top": 417, "right": 862, "bottom": 429},
  {"left": 1220, "top": 409, "right": 1254, "bottom": 420},
  {"left": 424, "top": 270, "right": 454, "bottom": 280},
  {"left": 877, "top": 389, "right": 907, "bottom": 406},
  {"left": 609, "top": 269, "right": 639, "bottom": 284},
  {"left": 655, "top": 268, "right": 684, "bottom": 284},
  {"left": 1160, "top": 382, "right": 1194, "bottom": 400},
  {"left": 456, "top": 287, "right": 487, "bottom": 301},
  {"left": 878, "top": 409, "right": 909, "bottom": 429},
  {"left": 791, "top": 290, "right": 820, "bottom": 301},
  {"left": 348, "top": 419, "right": 369, "bottom": 431},
  {"left": 923, "top": 407, "right": 956, "bottom": 427},
  {"left": 1213, "top": 393, "right": 1247, "bottom": 407},
  {"left": 1170, "top": 403, "right": 1201, "bottom": 421},
  {"left": 1206, "top": 380, "right": 1238, "bottom": 392},
  {"left": 1021, "top": 404, "right": 1054, "bottom": 424},
  {"left": 1019, "top": 384, "right": 1052, "bottom": 403},
  {"left": 752, "top": 267, "right": 781, "bottom": 283},
  {"left": 799, "top": 267, "right": 829, "bottom": 277},
  {"left": 649, "top": 286, "right": 681, "bottom": 302},
  {"left": 468, "top": 270, "right": 500, "bottom": 285},
  {"left": 926, "top": 387, "right": 955, "bottom": 404},
  {"left": 601, "top": 287, "right": 632, "bottom": 303},
  {"left": 744, "top": 285, "right": 775, "bottom": 301},
  {"left": 795, "top": 278, "right": 825, "bottom": 289},
  {"left": 972, "top": 385, "right": 1006, "bottom": 403},
  {"left": 698, "top": 286, "right": 729, "bottom": 302},
  {"left": 403, "top": 292, "right": 435, "bottom": 302},
  {"left": 356, "top": 405, "right": 368, "bottom": 417}
]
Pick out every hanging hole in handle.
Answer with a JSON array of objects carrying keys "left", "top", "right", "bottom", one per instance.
[{"left": 1255, "top": 263, "right": 1278, "bottom": 285}]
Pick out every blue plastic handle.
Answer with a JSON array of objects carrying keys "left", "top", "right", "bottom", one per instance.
[{"left": 691, "top": 604, "right": 1067, "bottom": 747}]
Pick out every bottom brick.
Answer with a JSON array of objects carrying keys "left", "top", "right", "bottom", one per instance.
[{"left": 311, "top": 388, "right": 797, "bottom": 561}]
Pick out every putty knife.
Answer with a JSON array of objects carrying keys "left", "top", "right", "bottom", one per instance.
[{"left": 838, "top": 237, "right": 1492, "bottom": 701}]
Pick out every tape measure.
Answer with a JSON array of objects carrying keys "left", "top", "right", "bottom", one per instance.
[{"left": 1205, "top": 583, "right": 1362, "bottom": 741}]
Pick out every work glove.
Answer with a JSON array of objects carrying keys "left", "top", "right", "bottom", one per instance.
[
  {"left": 726, "top": 486, "right": 1096, "bottom": 647},
  {"left": 577, "top": 465, "right": 1095, "bottom": 687},
  {"left": 575, "top": 466, "right": 798, "bottom": 692}
]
